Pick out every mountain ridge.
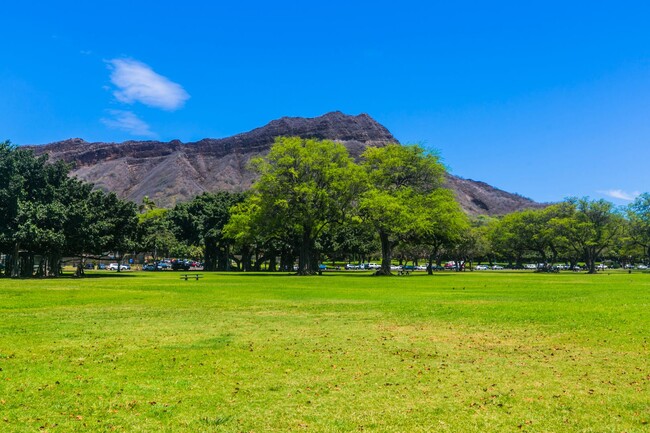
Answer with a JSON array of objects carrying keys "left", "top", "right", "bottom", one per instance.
[{"left": 28, "top": 111, "right": 545, "bottom": 216}]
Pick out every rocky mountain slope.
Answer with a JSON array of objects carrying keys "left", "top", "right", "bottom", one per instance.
[{"left": 29, "top": 111, "right": 544, "bottom": 216}]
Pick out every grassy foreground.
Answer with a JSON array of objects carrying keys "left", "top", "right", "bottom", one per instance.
[{"left": 1, "top": 271, "right": 649, "bottom": 432}]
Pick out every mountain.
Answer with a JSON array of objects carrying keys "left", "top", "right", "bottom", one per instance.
[{"left": 28, "top": 111, "right": 544, "bottom": 216}]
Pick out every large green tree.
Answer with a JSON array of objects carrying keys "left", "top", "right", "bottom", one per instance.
[
  {"left": 0, "top": 142, "right": 82, "bottom": 276},
  {"left": 627, "top": 193, "right": 650, "bottom": 262},
  {"left": 415, "top": 188, "right": 469, "bottom": 273},
  {"left": 168, "top": 191, "right": 244, "bottom": 271},
  {"left": 0, "top": 141, "right": 139, "bottom": 277},
  {"left": 231, "top": 137, "right": 365, "bottom": 275},
  {"left": 551, "top": 198, "right": 623, "bottom": 273},
  {"left": 137, "top": 208, "right": 176, "bottom": 266},
  {"left": 359, "top": 144, "right": 447, "bottom": 275}
]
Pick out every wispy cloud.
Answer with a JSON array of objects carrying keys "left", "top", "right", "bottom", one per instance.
[
  {"left": 598, "top": 189, "right": 640, "bottom": 201},
  {"left": 101, "top": 110, "right": 157, "bottom": 137},
  {"left": 107, "top": 58, "right": 190, "bottom": 110}
]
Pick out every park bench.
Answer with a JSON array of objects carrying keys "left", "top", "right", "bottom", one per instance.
[
  {"left": 180, "top": 274, "right": 203, "bottom": 281},
  {"left": 397, "top": 269, "right": 410, "bottom": 276}
]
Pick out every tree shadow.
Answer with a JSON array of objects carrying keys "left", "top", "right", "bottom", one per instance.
[{"left": 75, "top": 272, "right": 138, "bottom": 279}]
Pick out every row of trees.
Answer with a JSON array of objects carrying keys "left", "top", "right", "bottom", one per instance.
[
  {"left": 487, "top": 196, "right": 650, "bottom": 273},
  {"left": 3, "top": 138, "right": 650, "bottom": 277},
  {"left": 136, "top": 138, "right": 466, "bottom": 276},
  {"left": 222, "top": 137, "right": 465, "bottom": 275},
  {"left": 0, "top": 138, "right": 466, "bottom": 277},
  {"left": 0, "top": 141, "right": 137, "bottom": 277}
]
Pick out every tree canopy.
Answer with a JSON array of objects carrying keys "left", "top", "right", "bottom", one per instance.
[
  {"left": 360, "top": 144, "right": 447, "bottom": 275},
  {"left": 4, "top": 136, "right": 648, "bottom": 278}
]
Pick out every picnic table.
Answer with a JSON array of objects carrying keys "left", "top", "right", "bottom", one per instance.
[{"left": 180, "top": 274, "right": 203, "bottom": 281}]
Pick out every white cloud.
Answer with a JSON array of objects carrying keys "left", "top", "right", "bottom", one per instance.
[
  {"left": 107, "top": 58, "right": 190, "bottom": 110},
  {"left": 101, "top": 110, "right": 157, "bottom": 137},
  {"left": 598, "top": 189, "right": 641, "bottom": 201}
]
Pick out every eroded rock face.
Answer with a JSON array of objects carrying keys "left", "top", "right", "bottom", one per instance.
[{"left": 28, "top": 111, "right": 544, "bottom": 215}]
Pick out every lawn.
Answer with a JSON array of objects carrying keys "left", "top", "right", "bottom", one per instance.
[{"left": 1, "top": 271, "right": 648, "bottom": 432}]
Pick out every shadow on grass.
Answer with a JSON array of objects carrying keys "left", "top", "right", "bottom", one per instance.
[
  {"left": 222, "top": 271, "right": 459, "bottom": 278},
  {"left": 74, "top": 272, "right": 138, "bottom": 279}
]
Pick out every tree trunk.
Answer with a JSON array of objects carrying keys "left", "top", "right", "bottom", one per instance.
[
  {"left": 377, "top": 231, "right": 393, "bottom": 276},
  {"left": 11, "top": 243, "right": 20, "bottom": 278},
  {"left": 297, "top": 230, "right": 313, "bottom": 275},
  {"left": 22, "top": 253, "right": 34, "bottom": 278},
  {"left": 75, "top": 262, "right": 85, "bottom": 277},
  {"left": 216, "top": 245, "right": 228, "bottom": 271},
  {"left": 204, "top": 239, "right": 217, "bottom": 271},
  {"left": 268, "top": 252, "right": 277, "bottom": 272},
  {"left": 279, "top": 251, "right": 291, "bottom": 272},
  {"left": 48, "top": 254, "right": 61, "bottom": 277},
  {"left": 586, "top": 248, "right": 597, "bottom": 274},
  {"left": 241, "top": 245, "right": 253, "bottom": 272}
]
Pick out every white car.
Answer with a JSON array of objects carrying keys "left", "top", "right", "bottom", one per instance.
[
  {"left": 492, "top": 265, "right": 504, "bottom": 270},
  {"left": 108, "top": 263, "right": 129, "bottom": 271},
  {"left": 475, "top": 265, "right": 489, "bottom": 270}
]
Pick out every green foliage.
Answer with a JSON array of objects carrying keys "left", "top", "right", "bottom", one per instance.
[
  {"left": 627, "top": 193, "right": 650, "bottom": 260},
  {"left": 360, "top": 144, "right": 449, "bottom": 274},
  {"left": 167, "top": 191, "right": 244, "bottom": 270},
  {"left": 550, "top": 198, "right": 623, "bottom": 273},
  {"left": 137, "top": 207, "right": 176, "bottom": 261},
  {"left": 0, "top": 142, "right": 138, "bottom": 277},
  {"left": 362, "top": 144, "right": 444, "bottom": 193},
  {"left": 490, "top": 198, "right": 626, "bottom": 271},
  {"left": 235, "top": 137, "right": 366, "bottom": 274}
]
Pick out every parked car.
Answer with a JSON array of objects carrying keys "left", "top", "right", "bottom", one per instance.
[
  {"left": 142, "top": 264, "right": 156, "bottom": 271},
  {"left": 345, "top": 263, "right": 359, "bottom": 270},
  {"left": 171, "top": 260, "right": 191, "bottom": 271},
  {"left": 637, "top": 264, "right": 648, "bottom": 270},
  {"left": 108, "top": 263, "right": 130, "bottom": 271},
  {"left": 492, "top": 265, "right": 504, "bottom": 270},
  {"left": 475, "top": 265, "right": 489, "bottom": 270}
]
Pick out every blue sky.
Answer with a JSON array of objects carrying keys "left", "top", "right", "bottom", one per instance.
[{"left": 2, "top": 1, "right": 649, "bottom": 204}]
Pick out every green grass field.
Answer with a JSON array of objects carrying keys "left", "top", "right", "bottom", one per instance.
[{"left": 1, "top": 271, "right": 649, "bottom": 432}]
